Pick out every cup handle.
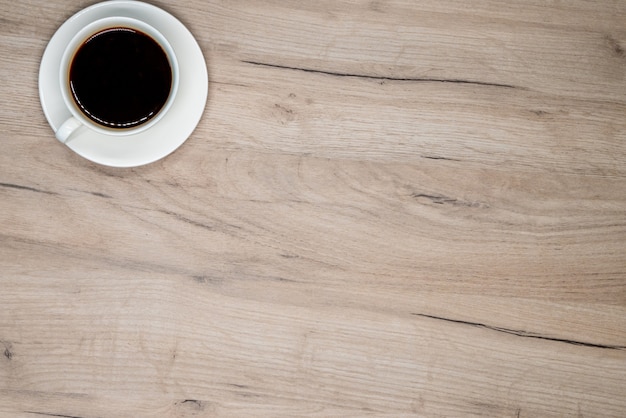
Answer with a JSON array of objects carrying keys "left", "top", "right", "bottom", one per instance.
[{"left": 55, "top": 117, "right": 82, "bottom": 143}]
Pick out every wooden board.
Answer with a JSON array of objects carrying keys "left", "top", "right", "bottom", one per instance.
[{"left": 1, "top": 0, "right": 625, "bottom": 416}]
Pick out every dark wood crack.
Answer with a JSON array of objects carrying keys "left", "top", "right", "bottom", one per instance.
[
  {"left": 88, "top": 192, "right": 111, "bottom": 198},
  {"left": 411, "top": 193, "right": 486, "bottom": 208},
  {"left": 412, "top": 313, "right": 626, "bottom": 350},
  {"left": 25, "top": 412, "right": 86, "bottom": 418},
  {"left": 0, "top": 182, "right": 57, "bottom": 195},
  {"left": 242, "top": 60, "right": 521, "bottom": 89},
  {"left": 420, "top": 155, "right": 461, "bottom": 161},
  {"left": 2, "top": 341, "right": 13, "bottom": 360},
  {"left": 159, "top": 210, "right": 216, "bottom": 231},
  {"left": 181, "top": 399, "right": 203, "bottom": 406}
]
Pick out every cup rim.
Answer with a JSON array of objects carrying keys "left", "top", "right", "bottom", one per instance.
[{"left": 59, "top": 16, "right": 180, "bottom": 137}]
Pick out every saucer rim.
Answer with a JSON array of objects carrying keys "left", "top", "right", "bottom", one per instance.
[{"left": 38, "top": 0, "right": 208, "bottom": 167}]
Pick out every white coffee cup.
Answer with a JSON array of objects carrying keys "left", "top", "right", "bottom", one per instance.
[{"left": 56, "top": 16, "right": 179, "bottom": 143}]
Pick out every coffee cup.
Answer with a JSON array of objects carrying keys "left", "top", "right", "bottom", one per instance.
[{"left": 56, "top": 16, "right": 179, "bottom": 143}]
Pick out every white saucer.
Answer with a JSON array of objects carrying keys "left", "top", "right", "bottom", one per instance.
[{"left": 39, "top": 0, "right": 208, "bottom": 167}]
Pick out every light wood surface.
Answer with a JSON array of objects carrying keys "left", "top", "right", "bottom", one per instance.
[{"left": 1, "top": 0, "right": 626, "bottom": 416}]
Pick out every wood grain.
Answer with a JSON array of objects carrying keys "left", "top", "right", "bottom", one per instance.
[{"left": 1, "top": 0, "right": 625, "bottom": 416}]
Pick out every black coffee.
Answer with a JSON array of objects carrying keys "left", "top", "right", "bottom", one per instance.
[{"left": 69, "top": 27, "right": 172, "bottom": 129}]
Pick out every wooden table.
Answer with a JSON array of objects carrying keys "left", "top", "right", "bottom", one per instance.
[{"left": 1, "top": 1, "right": 625, "bottom": 416}]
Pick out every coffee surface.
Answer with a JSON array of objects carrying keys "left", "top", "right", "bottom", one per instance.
[{"left": 69, "top": 27, "right": 172, "bottom": 129}]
